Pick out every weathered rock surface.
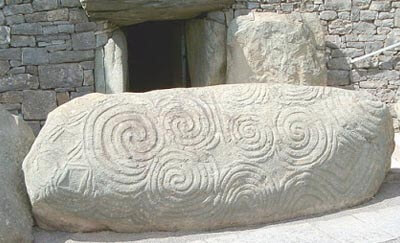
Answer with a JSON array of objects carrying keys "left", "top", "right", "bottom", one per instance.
[
  {"left": 0, "top": 105, "right": 35, "bottom": 242},
  {"left": 80, "top": 0, "right": 233, "bottom": 26},
  {"left": 226, "top": 12, "right": 327, "bottom": 85},
  {"left": 23, "top": 84, "right": 393, "bottom": 233},
  {"left": 186, "top": 18, "right": 226, "bottom": 87},
  {"left": 101, "top": 30, "right": 128, "bottom": 94}
]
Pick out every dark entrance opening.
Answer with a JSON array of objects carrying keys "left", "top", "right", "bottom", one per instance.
[{"left": 123, "top": 21, "right": 190, "bottom": 92}]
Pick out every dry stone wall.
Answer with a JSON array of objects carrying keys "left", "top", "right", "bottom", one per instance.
[
  {"left": 1, "top": 0, "right": 400, "bottom": 133},
  {"left": 232, "top": 0, "right": 400, "bottom": 130},
  {"left": 0, "top": 0, "right": 110, "bottom": 135}
]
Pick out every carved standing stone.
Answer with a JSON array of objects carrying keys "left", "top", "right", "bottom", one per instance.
[
  {"left": 23, "top": 84, "right": 393, "bottom": 233},
  {"left": 227, "top": 12, "right": 327, "bottom": 85},
  {"left": 0, "top": 105, "right": 35, "bottom": 242}
]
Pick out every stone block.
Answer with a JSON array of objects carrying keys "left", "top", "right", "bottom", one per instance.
[
  {"left": 352, "top": 22, "right": 376, "bottom": 35},
  {"left": 3, "top": 3, "right": 33, "bottom": 16},
  {"left": 61, "top": 0, "right": 81, "bottom": 7},
  {"left": 47, "top": 8, "right": 68, "bottom": 21},
  {"left": 75, "top": 22, "right": 97, "bottom": 33},
  {"left": 320, "top": 10, "right": 337, "bottom": 21},
  {"left": 81, "top": 0, "right": 234, "bottom": 26},
  {"left": 328, "top": 70, "right": 350, "bottom": 86},
  {"left": 11, "top": 35, "right": 35, "bottom": 47},
  {"left": 83, "top": 69, "right": 94, "bottom": 86},
  {"left": 0, "top": 74, "right": 39, "bottom": 92},
  {"left": 39, "top": 63, "right": 83, "bottom": 89},
  {"left": 69, "top": 9, "right": 88, "bottom": 24},
  {"left": 0, "top": 48, "right": 21, "bottom": 60},
  {"left": 395, "top": 9, "right": 400, "bottom": 28},
  {"left": 370, "top": 1, "right": 391, "bottom": 11},
  {"left": 11, "top": 23, "right": 42, "bottom": 35},
  {"left": 56, "top": 92, "right": 69, "bottom": 106},
  {"left": 32, "top": 0, "right": 58, "bottom": 11},
  {"left": 324, "top": 0, "right": 351, "bottom": 11},
  {"left": 22, "top": 84, "right": 393, "bottom": 233},
  {"left": 48, "top": 50, "right": 94, "bottom": 63},
  {"left": 22, "top": 90, "right": 56, "bottom": 120},
  {"left": 0, "top": 26, "right": 10, "bottom": 45},
  {"left": 0, "top": 60, "right": 10, "bottom": 75},
  {"left": 186, "top": 18, "right": 226, "bottom": 87},
  {"left": 0, "top": 106, "right": 35, "bottom": 242},
  {"left": 0, "top": 91, "right": 23, "bottom": 104},
  {"left": 5, "top": 14, "right": 24, "bottom": 25},
  {"left": 360, "top": 10, "right": 377, "bottom": 21},
  {"left": 25, "top": 12, "right": 47, "bottom": 22},
  {"left": 58, "top": 24, "right": 74, "bottom": 33},
  {"left": 22, "top": 48, "right": 49, "bottom": 65},
  {"left": 0, "top": 11, "right": 4, "bottom": 25},
  {"left": 72, "top": 32, "right": 95, "bottom": 50},
  {"left": 227, "top": 12, "right": 327, "bottom": 86}
]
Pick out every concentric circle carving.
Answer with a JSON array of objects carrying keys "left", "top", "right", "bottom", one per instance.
[
  {"left": 157, "top": 95, "right": 219, "bottom": 150},
  {"left": 230, "top": 114, "right": 275, "bottom": 162},
  {"left": 146, "top": 151, "right": 219, "bottom": 221},
  {"left": 275, "top": 107, "right": 334, "bottom": 167},
  {"left": 84, "top": 101, "right": 163, "bottom": 196}
]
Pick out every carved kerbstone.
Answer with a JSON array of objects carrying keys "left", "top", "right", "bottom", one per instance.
[{"left": 23, "top": 84, "right": 394, "bottom": 233}]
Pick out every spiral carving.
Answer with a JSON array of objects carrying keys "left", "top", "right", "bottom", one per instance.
[
  {"left": 277, "top": 85, "right": 325, "bottom": 105},
  {"left": 146, "top": 151, "right": 220, "bottom": 221},
  {"left": 275, "top": 107, "right": 334, "bottom": 167},
  {"left": 223, "top": 83, "right": 270, "bottom": 106},
  {"left": 219, "top": 162, "right": 276, "bottom": 218},
  {"left": 84, "top": 101, "right": 163, "bottom": 196},
  {"left": 157, "top": 95, "right": 219, "bottom": 150},
  {"left": 230, "top": 114, "right": 275, "bottom": 163}
]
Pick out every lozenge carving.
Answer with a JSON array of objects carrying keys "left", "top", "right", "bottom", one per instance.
[{"left": 23, "top": 83, "right": 394, "bottom": 233}]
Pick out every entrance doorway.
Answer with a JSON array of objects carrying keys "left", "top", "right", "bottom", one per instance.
[{"left": 123, "top": 21, "right": 190, "bottom": 92}]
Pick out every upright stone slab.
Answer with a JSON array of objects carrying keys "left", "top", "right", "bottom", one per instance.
[
  {"left": 227, "top": 12, "right": 327, "bottom": 85},
  {"left": 0, "top": 105, "right": 35, "bottom": 242},
  {"left": 186, "top": 18, "right": 227, "bottom": 87},
  {"left": 95, "top": 30, "right": 128, "bottom": 94},
  {"left": 23, "top": 84, "right": 393, "bottom": 233},
  {"left": 80, "top": 0, "right": 234, "bottom": 26}
]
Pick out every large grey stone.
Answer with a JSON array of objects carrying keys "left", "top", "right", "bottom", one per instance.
[
  {"left": 23, "top": 83, "right": 393, "bottom": 233},
  {"left": 96, "top": 30, "right": 128, "bottom": 93},
  {"left": 39, "top": 64, "right": 83, "bottom": 89},
  {"left": 80, "top": 0, "right": 234, "bottom": 26},
  {"left": 0, "top": 26, "right": 10, "bottom": 45},
  {"left": 72, "top": 32, "right": 95, "bottom": 51},
  {"left": 49, "top": 50, "right": 94, "bottom": 64},
  {"left": 186, "top": 18, "right": 226, "bottom": 87},
  {"left": 226, "top": 12, "right": 327, "bottom": 86},
  {"left": 0, "top": 105, "right": 35, "bottom": 242},
  {"left": 22, "top": 48, "right": 49, "bottom": 65},
  {"left": 32, "top": 0, "right": 58, "bottom": 11},
  {"left": 0, "top": 74, "right": 39, "bottom": 92},
  {"left": 22, "top": 90, "right": 57, "bottom": 120}
]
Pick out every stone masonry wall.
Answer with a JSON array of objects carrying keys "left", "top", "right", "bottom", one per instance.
[
  {"left": 1, "top": 0, "right": 400, "bottom": 134},
  {"left": 232, "top": 0, "right": 400, "bottom": 130},
  {"left": 0, "top": 0, "right": 111, "bottom": 135}
]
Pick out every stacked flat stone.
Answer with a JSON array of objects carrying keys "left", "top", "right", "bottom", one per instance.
[{"left": 0, "top": 0, "right": 104, "bottom": 135}]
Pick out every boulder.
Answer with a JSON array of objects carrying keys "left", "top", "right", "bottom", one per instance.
[
  {"left": 23, "top": 84, "right": 393, "bottom": 233},
  {"left": 0, "top": 105, "right": 35, "bottom": 242},
  {"left": 226, "top": 12, "right": 327, "bottom": 86},
  {"left": 80, "top": 0, "right": 234, "bottom": 26},
  {"left": 186, "top": 18, "right": 227, "bottom": 87}
]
